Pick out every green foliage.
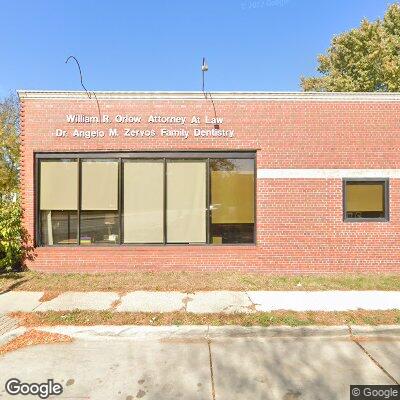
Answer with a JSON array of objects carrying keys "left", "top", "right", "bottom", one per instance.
[
  {"left": 0, "top": 94, "right": 25, "bottom": 272},
  {"left": 0, "top": 198, "right": 24, "bottom": 271},
  {"left": 301, "top": 3, "right": 400, "bottom": 91},
  {"left": 0, "top": 94, "right": 19, "bottom": 196}
]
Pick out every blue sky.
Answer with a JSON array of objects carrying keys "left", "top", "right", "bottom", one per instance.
[{"left": 0, "top": 0, "right": 393, "bottom": 97}]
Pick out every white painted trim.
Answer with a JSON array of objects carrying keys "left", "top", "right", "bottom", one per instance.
[
  {"left": 257, "top": 169, "right": 400, "bottom": 179},
  {"left": 17, "top": 90, "right": 400, "bottom": 102}
]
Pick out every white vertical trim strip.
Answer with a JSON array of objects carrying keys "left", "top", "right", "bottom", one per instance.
[{"left": 257, "top": 169, "right": 400, "bottom": 179}]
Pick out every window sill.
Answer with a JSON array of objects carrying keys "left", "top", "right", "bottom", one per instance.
[
  {"left": 36, "top": 243, "right": 258, "bottom": 250},
  {"left": 343, "top": 218, "right": 389, "bottom": 223}
]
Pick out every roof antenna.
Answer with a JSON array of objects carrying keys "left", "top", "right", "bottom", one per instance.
[
  {"left": 65, "top": 56, "right": 101, "bottom": 120},
  {"left": 201, "top": 57, "right": 219, "bottom": 128},
  {"left": 201, "top": 57, "right": 208, "bottom": 95}
]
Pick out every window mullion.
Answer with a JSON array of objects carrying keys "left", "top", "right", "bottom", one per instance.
[
  {"left": 36, "top": 159, "right": 41, "bottom": 246},
  {"left": 77, "top": 157, "right": 81, "bottom": 245},
  {"left": 118, "top": 158, "right": 123, "bottom": 245},
  {"left": 206, "top": 158, "right": 211, "bottom": 244},
  {"left": 163, "top": 158, "right": 167, "bottom": 245}
]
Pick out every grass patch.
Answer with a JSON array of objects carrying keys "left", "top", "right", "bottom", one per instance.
[
  {"left": 10, "top": 310, "right": 400, "bottom": 327},
  {"left": 1, "top": 271, "right": 400, "bottom": 292}
]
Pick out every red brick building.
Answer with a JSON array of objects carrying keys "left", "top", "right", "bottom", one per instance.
[{"left": 18, "top": 90, "right": 400, "bottom": 274}]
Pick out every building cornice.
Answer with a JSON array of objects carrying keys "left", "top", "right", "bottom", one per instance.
[{"left": 17, "top": 90, "right": 400, "bottom": 102}]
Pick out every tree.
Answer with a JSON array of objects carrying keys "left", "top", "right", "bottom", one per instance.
[
  {"left": 301, "top": 3, "right": 400, "bottom": 92},
  {"left": 0, "top": 94, "right": 19, "bottom": 196},
  {"left": 0, "top": 199, "right": 25, "bottom": 271},
  {"left": 0, "top": 94, "right": 28, "bottom": 271}
]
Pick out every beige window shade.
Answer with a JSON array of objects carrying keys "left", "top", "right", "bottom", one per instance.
[
  {"left": 211, "top": 171, "right": 254, "bottom": 224},
  {"left": 346, "top": 183, "right": 384, "bottom": 212},
  {"left": 123, "top": 161, "right": 164, "bottom": 243},
  {"left": 40, "top": 161, "right": 78, "bottom": 210},
  {"left": 81, "top": 161, "right": 118, "bottom": 210},
  {"left": 167, "top": 161, "right": 206, "bottom": 243}
]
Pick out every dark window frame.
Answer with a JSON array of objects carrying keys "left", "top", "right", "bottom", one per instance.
[
  {"left": 343, "top": 178, "right": 390, "bottom": 222},
  {"left": 35, "top": 151, "right": 257, "bottom": 247}
]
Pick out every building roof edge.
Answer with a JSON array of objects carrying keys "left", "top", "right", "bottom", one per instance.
[{"left": 16, "top": 90, "right": 400, "bottom": 101}]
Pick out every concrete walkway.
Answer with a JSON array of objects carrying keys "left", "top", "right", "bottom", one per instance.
[
  {"left": 0, "top": 314, "right": 18, "bottom": 337},
  {"left": 1, "top": 290, "right": 400, "bottom": 313},
  {"left": 0, "top": 325, "right": 399, "bottom": 399}
]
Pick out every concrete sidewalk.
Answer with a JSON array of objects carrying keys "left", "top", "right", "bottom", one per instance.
[
  {"left": 0, "top": 325, "right": 399, "bottom": 399},
  {"left": 0, "top": 314, "right": 18, "bottom": 337},
  {"left": 1, "top": 290, "right": 400, "bottom": 313}
]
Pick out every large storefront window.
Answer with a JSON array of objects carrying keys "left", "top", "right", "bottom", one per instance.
[
  {"left": 210, "top": 159, "right": 255, "bottom": 244},
  {"left": 123, "top": 161, "right": 164, "bottom": 243},
  {"left": 80, "top": 160, "right": 120, "bottom": 244},
  {"left": 37, "top": 153, "right": 255, "bottom": 246},
  {"left": 166, "top": 161, "right": 207, "bottom": 244},
  {"left": 39, "top": 160, "right": 78, "bottom": 245}
]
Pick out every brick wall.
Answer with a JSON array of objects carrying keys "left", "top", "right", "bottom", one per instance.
[{"left": 19, "top": 94, "right": 400, "bottom": 274}]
